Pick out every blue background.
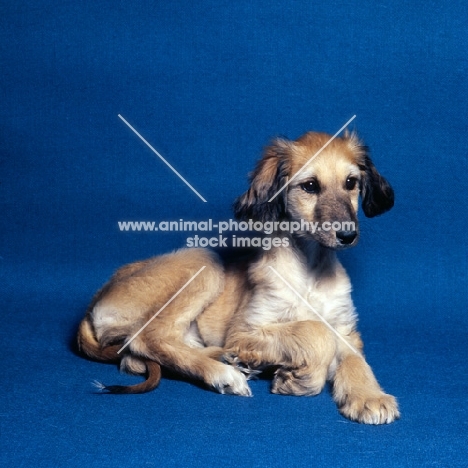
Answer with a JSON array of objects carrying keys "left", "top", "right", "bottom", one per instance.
[{"left": 1, "top": 1, "right": 467, "bottom": 466}]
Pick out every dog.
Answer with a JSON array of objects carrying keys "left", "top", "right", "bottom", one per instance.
[{"left": 77, "top": 130, "right": 399, "bottom": 424}]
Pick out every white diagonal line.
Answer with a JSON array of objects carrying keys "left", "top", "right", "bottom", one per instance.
[
  {"left": 268, "top": 266, "right": 359, "bottom": 354},
  {"left": 268, "top": 115, "right": 356, "bottom": 202},
  {"left": 118, "top": 114, "right": 207, "bottom": 203},
  {"left": 117, "top": 266, "right": 206, "bottom": 354}
]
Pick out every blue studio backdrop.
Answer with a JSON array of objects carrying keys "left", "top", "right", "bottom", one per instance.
[{"left": 1, "top": 1, "right": 467, "bottom": 467}]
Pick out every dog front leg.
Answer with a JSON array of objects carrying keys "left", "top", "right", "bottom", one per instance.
[
  {"left": 332, "top": 332, "right": 400, "bottom": 424},
  {"left": 223, "top": 320, "right": 336, "bottom": 396}
]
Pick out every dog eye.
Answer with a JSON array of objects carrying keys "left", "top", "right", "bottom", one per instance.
[
  {"left": 300, "top": 180, "right": 320, "bottom": 194},
  {"left": 345, "top": 177, "right": 358, "bottom": 191}
]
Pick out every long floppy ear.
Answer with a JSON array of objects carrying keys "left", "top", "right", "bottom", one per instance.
[
  {"left": 233, "top": 139, "right": 291, "bottom": 222},
  {"left": 360, "top": 154, "right": 394, "bottom": 218}
]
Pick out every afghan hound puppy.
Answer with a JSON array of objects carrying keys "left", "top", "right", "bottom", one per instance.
[{"left": 77, "top": 130, "right": 399, "bottom": 424}]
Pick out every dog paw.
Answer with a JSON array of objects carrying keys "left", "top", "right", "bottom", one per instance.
[
  {"left": 221, "top": 352, "right": 262, "bottom": 379},
  {"left": 271, "top": 366, "right": 327, "bottom": 396},
  {"left": 338, "top": 392, "right": 400, "bottom": 424},
  {"left": 212, "top": 366, "right": 252, "bottom": 397}
]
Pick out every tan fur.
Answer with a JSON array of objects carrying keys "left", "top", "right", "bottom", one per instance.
[{"left": 77, "top": 131, "right": 399, "bottom": 424}]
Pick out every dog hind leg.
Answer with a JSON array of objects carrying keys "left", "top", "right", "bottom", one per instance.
[{"left": 118, "top": 260, "right": 252, "bottom": 397}]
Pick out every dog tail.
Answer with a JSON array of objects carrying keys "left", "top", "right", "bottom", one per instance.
[
  {"left": 93, "top": 360, "right": 162, "bottom": 394},
  {"left": 78, "top": 317, "right": 162, "bottom": 394},
  {"left": 77, "top": 317, "right": 121, "bottom": 363}
]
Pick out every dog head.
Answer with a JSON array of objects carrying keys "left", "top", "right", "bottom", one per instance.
[{"left": 234, "top": 131, "right": 394, "bottom": 249}]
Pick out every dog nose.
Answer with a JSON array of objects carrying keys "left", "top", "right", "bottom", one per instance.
[{"left": 336, "top": 230, "right": 357, "bottom": 245}]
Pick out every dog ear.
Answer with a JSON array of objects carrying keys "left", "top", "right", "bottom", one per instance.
[
  {"left": 360, "top": 154, "right": 394, "bottom": 218},
  {"left": 233, "top": 139, "right": 291, "bottom": 222}
]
